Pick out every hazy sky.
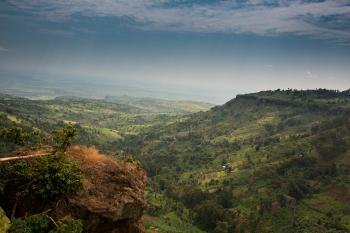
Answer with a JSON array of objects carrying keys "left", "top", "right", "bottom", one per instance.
[{"left": 0, "top": 0, "right": 350, "bottom": 103}]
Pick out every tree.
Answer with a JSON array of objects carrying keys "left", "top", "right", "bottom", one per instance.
[
  {"left": 217, "top": 187, "right": 234, "bottom": 208},
  {"left": 214, "top": 221, "right": 229, "bottom": 233},
  {"left": 194, "top": 200, "right": 225, "bottom": 230},
  {"left": 53, "top": 125, "right": 77, "bottom": 151},
  {"left": 180, "top": 186, "right": 208, "bottom": 208},
  {"left": 0, "top": 127, "right": 30, "bottom": 146}
]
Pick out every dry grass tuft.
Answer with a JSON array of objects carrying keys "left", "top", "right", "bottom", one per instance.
[{"left": 68, "top": 145, "right": 107, "bottom": 162}]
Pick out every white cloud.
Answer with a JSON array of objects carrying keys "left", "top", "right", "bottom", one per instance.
[
  {"left": 6, "top": 0, "right": 350, "bottom": 42},
  {"left": 306, "top": 71, "right": 318, "bottom": 79}
]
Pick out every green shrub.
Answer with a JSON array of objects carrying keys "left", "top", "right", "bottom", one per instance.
[
  {"left": 50, "top": 219, "right": 83, "bottom": 233},
  {"left": 8, "top": 218, "right": 32, "bottom": 233},
  {"left": 214, "top": 221, "right": 229, "bottom": 233},
  {"left": 216, "top": 187, "right": 234, "bottom": 208},
  {"left": 0, "top": 127, "right": 30, "bottom": 146},
  {"left": 0, "top": 153, "right": 83, "bottom": 206},
  {"left": 26, "top": 214, "right": 50, "bottom": 233},
  {"left": 9, "top": 214, "right": 50, "bottom": 233},
  {"left": 194, "top": 200, "right": 226, "bottom": 230},
  {"left": 124, "top": 155, "right": 141, "bottom": 168},
  {"left": 9, "top": 215, "right": 83, "bottom": 233},
  {"left": 31, "top": 154, "right": 83, "bottom": 202},
  {"left": 180, "top": 186, "right": 208, "bottom": 208}
]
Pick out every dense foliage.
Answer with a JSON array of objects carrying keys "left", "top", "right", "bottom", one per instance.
[
  {"left": 0, "top": 152, "right": 83, "bottom": 207},
  {"left": 9, "top": 214, "right": 83, "bottom": 233},
  {"left": 130, "top": 89, "right": 350, "bottom": 232},
  {"left": 0, "top": 125, "right": 83, "bottom": 233}
]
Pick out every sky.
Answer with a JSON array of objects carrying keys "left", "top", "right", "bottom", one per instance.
[{"left": 0, "top": 0, "right": 350, "bottom": 103}]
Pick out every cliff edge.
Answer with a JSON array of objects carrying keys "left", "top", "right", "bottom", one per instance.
[
  {"left": 55, "top": 146, "right": 147, "bottom": 233},
  {"left": 0, "top": 145, "right": 147, "bottom": 233}
]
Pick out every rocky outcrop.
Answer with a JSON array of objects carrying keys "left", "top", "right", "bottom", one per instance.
[{"left": 53, "top": 146, "right": 147, "bottom": 233}]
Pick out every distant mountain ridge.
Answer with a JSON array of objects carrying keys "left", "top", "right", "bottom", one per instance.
[{"left": 105, "top": 95, "right": 214, "bottom": 114}]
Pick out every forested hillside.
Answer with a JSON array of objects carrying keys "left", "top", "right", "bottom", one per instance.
[
  {"left": 1, "top": 89, "right": 350, "bottom": 232},
  {"left": 0, "top": 94, "right": 211, "bottom": 155},
  {"left": 125, "top": 89, "right": 350, "bottom": 233}
]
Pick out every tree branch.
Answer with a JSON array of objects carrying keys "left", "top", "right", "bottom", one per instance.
[{"left": 0, "top": 152, "right": 53, "bottom": 162}]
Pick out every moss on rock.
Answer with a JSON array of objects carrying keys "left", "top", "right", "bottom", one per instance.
[{"left": 0, "top": 207, "right": 10, "bottom": 233}]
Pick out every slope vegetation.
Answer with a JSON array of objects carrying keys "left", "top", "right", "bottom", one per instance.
[
  {"left": 1, "top": 90, "right": 350, "bottom": 232},
  {"left": 127, "top": 89, "right": 350, "bottom": 232}
]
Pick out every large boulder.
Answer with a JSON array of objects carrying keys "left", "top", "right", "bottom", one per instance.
[{"left": 53, "top": 146, "right": 147, "bottom": 233}]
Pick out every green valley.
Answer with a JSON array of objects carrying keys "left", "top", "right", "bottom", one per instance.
[{"left": 1, "top": 89, "right": 350, "bottom": 232}]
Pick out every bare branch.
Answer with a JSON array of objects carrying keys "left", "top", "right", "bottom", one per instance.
[{"left": 0, "top": 152, "right": 53, "bottom": 162}]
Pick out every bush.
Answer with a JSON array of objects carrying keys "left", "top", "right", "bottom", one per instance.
[
  {"left": 287, "top": 179, "right": 311, "bottom": 200},
  {"left": 0, "top": 127, "right": 30, "bottom": 146},
  {"left": 9, "top": 215, "right": 50, "bottom": 233},
  {"left": 214, "top": 221, "right": 229, "bottom": 233},
  {"left": 216, "top": 187, "right": 234, "bottom": 208},
  {"left": 9, "top": 215, "right": 83, "bottom": 233},
  {"left": 180, "top": 186, "right": 208, "bottom": 208},
  {"left": 194, "top": 200, "right": 226, "bottom": 230},
  {"left": 0, "top": 153, "right": 83, "bottom": 207},
  {"left": 31, "top": 154, "right": 83, "bottom": 202},
  {"left": 8, "top": 218, "right": 32, "bottom": 233},
  {"left": 26, "top": 214, "right": 51, "bottom": 233},
  {"left": 50, "top": 219, "right": 83, "bottom": 233}
]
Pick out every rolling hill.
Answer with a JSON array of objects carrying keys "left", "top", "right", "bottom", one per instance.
[
  {"left": 1, "top": 89, "right": 350, "bottom": 232},
  {"left": 126, "top": 89, "right": 350, "bottom": 232},
  {"left": 0, "top": 94, "right": 212, "bottom": 155},
  {"left": 105, "top": 95, "right": 214, "bottom": 114}
]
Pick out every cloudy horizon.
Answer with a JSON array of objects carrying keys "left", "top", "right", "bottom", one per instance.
[{"left": 1, "top": 0, "right": 350, "bottom": 103}]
